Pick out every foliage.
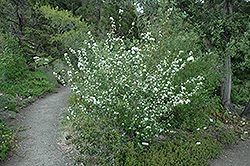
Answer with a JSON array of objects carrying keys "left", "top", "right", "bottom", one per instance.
[
  {"left": 38, "top": 5, "right": 89, "bottom": 50},
  {"left": 97, "top": 1, "right": 139, "bottom": 39},
  {"left": 208, "top": 104, "right": 250, "bottom": 142},
  {"left": 230, "top": 22, "right": 250, "bottom": 106},
  {"left": 1, "top": 70, "right": 53, "bottom": 100},
  {"left": 174, "top": 0, "right": 250, "bottom": 107},
  {"left": 37, "top": 5, "right": 91, "bottom": 83},
  {"left": 0, "top": 35, "right": 25, "bottom": 83},
  {"left": 232, "top": 79, "right": 250, "bottom": 107},
  {"left": 60, "top": 4, "right": 221, "bottom": 164},
  {"left": 0, "top": 70, "right": 54, "bottom": 113},
  {"left": 35, "top": 0, "right": 140, "bottom": 39},
  {"left": 0, "top": 120, "right": 18, "bottom": 162},
  {"left": 23, "top": 6, "right": 62, "bottom": 61},
  {"left": 65, "top": 104, "right": 134, "bottom": 165},
  {"left": 133, "top": 131, "right": 222, "bottom": 166},
  {"left": 0, "top": 0, "right": 63, "bottom": 66},
  {"left": 0, "top": 33, "right": 55, "bottom": 112}
]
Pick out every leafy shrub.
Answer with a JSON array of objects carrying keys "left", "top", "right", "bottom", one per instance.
[
  {"left": 0, "top": 93, "right": 18, "bottom": 112},
  {"left": 228, "top": 22, "right": 250, "bottom": 107},
  {"left": 39, "top": 66, "right": 59, "bottom": 88},
  {"left": 67, "top": 108, "right": 134, "bottom": 165},
  {"left": 0, "top": 35, "right": 26, "bottom": 83},
  {"left": 0, "top": 67, "right": 55, "bottom": 112},
  {"left": 52, "top": 59, "right": 69, "bottom": 86},
  {"left": 0, "top": 93, "right": 9, "bottom": 109},
  {"left": 0, "top": 34, "right": 55, "bottom": 112},
  {"left": 62, "top": 4, "right": 220, "bottom": 165},
  {"left": 0, "top": 70, "right": 52, "bottom": 97}
]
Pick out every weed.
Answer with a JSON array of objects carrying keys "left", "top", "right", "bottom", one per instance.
[{"left": 0, "top": 120, "right": 19, "bottom": 162}]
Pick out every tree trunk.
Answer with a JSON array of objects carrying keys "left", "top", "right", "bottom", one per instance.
[
  {"left": 97, "top": 0, "right": 101, "bottom": 25},
  {"left": 221, "top": 55, "right": 238, "bottom": 115},
  {"left": 220, "top": 0, "right": 238, "bottom": 115},
  {"left": 97, "top": 0, "right": 101, "bottom": 33},
  {"left": 241, "top": 100, "right": 250, "bottom": 120},
  {"left": 221, "top": 55, "right": 231, "bottom": 106}
]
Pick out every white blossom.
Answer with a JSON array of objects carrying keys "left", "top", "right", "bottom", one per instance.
[
  {"left": 187, "top": 56, "right": 194, "bottom": 62},
  {"left": 196, "top": 142, "right": 201, "bottom": 145},
  {"left": 119, "top": 9, "right": 123, "bottom": 14}
]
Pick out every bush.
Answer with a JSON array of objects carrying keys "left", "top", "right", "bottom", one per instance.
[
  {"left": 67, "top": 108, "right": 134, "bottom": 165},
  {"left": 0, "top": 35, "right": 26, "bottom": 83},
  {"left": 62, "top": 4, "right": 221, "bottom": 165}
]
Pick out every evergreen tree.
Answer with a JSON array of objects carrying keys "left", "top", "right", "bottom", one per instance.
[
  {"left": 0, "top": 0, "right": 64, "bottom": 67},
  {"left": 33, "top": 0, "right": 139, "bottom": 39},
  {"left": 174, "top": 0, "right": 250, "bottom": 115}
]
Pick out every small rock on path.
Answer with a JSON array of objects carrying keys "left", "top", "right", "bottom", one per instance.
[{"left": 1, "top": 86, "right": 73, "bottom": 166}]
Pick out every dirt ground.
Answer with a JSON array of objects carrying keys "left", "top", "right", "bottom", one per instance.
[
  {"left": 210, "top": 137, "right": 250, "bottom": 166},
  {"left": 1, "top": 86, "right": 73, "bottom": 166}
]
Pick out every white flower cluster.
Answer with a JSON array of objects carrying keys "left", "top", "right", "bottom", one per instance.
[
  {"left": 119, "top": 9, "right": 123, "bottom": 14},
  {"left": 64, "top": 30, "right": 205, "bottom": 141},
  {"left": 52, "top": 71, "right": 66, "bottom": 86},
  {"left": 33, "top": 56, "right": 49, "bottom": 65},
  {"left": 141, "top": 32, "right": 155, "bottom": 41}
]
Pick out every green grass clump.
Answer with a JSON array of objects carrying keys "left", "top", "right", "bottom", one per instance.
[{"left": 0, "top": 70, "right": 55, "bottom": 112}]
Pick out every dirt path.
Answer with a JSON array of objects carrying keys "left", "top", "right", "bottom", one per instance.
[
  {"left": 1, "top": 86, "right": 73, "bottom": 166},
  {"left": 210, "top": 138, "right": 250, "bottom": 166}
]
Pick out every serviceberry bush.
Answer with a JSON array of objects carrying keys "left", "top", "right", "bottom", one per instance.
[{"left": 61, "top": 5, "right": 220, "bottom": 165}]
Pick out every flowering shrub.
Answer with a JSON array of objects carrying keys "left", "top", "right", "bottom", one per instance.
[
  {"left": 62, "top": 6, "right": 220, "bottom": 164},
  {"left": 66, "top": 34, "right": 205, "bottom": 137}
]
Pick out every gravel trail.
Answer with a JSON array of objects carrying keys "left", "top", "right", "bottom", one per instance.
[
  {"left": 1, "top": 86, "right": 73, "bottom": 166},
  {"left": 210, "top": 138, "right": 250, "bottom": 166}
]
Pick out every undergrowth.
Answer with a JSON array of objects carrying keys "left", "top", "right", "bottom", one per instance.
[
  {"left": 59, "top": 3, "right": 250, "bottom": 165},
  {"left": 133, "top": 131, "right": 222, "bottom": 166},
  {"left": 63, "top": 95, "right": 249, "bottom": 165},
  {"left": 0, "top": 120, "right": 19, "bottom": 162},
  {"left": 0, "top": 70, "right": 55, "bottom": 112}
]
